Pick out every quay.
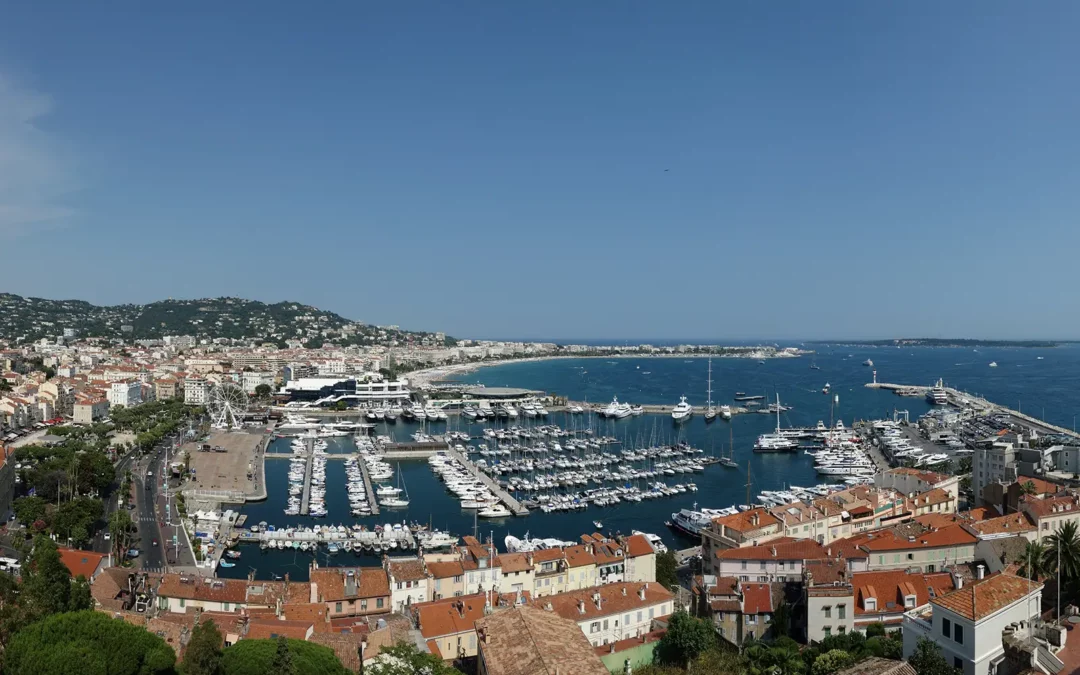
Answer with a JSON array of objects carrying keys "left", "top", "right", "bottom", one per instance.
[
  {"left": 357, "top": 454, "right": 380, "bottom": 517},
  {"left": 266, "top": 453, "right": 354, "bottom": 460},
  {"left": 445, "top": 446, "right": 529, "bottom": 516},
  {"left": 867, "top": 380, "right": 1080, "bottom": 441},
  {"left": 560, "top": 402, "right": 750, "bottom": 416},
  {"left": 235, "top": 526, "right": 416, "bottom": 552},
  {"left": 299, "top": 437, "right": 314, "bottom": 516}
]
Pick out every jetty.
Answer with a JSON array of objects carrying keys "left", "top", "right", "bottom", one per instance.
[
  {"left": 299, "top": 437, "right": 314, "bottom": 516},
  {"left": 445, "top": 446, "right": 529, "bottom": 516},
  {"left": 236, "top": 526, "right": 416, "bottom": 552},
  {"left": 357, "top": 455, "right": 380, "bottom": 516}
]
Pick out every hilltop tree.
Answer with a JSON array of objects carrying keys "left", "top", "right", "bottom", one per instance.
[
  {"left": 909, "top": 637, "right": 962, "bottom": 675},
  {"left": 183, "top": 620, "right": 225, "bottom": 675},
  {"left": 656, "top": 550, "right": 679, "bottom": 591},
  {"left": 364, "top": 643, "right": 463, "bottom": 675},
  {"left": 654, "top": 611, "right": 715, "bottom": 667},
  {"left": 1045, "top": 520, "right": 1080, "bottom": 580},
  {"left": 4, "top": 610, "right": 176, "bottom": 675}
]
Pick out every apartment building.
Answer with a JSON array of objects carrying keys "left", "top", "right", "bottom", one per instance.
[
  {"left": 107, "top": 381, "right": 143, "bottom": 408},
  {"left": 385, "top": 558, "right": 430, "bottom": 613},
  {"left": 533, "top": 582, "right": 674, "bottom": 648},
  {"left": 877, "top": 467, "right": 961, "bottom": 503},
  {"left": 73, "top": 397, "right": 109, "bottom": 424},
  {"left": 691, "top": 575, "right": 784, "bottom": 646},
  {"left": 702, "top": 508, "right": 784, "bottom": 570},
  {"left": 713, "top": 539, "right": 827, "bottom": 583},
  {"left": 1021, "top": 494, "right": 1080, "bottom": 543},
  {"left": 309, "top": 566, "right": 391, "bottom": 618},
  {"left": 973, "top": 442, "right": 1019, "bottom": 510},
  {"left": 476, "top": 605, "right": 609, "bottom": 675},
  {"left": 156, "top": 575, "right": 248, "bottom": 614},
  {"left": 902, "top": 572, "right": 1059, "bottom": 675},
  {"left": 184, "top": 378, "right": 211, "bottom": 405}
]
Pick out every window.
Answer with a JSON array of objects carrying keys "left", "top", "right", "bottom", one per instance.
[
  {"left": 747, "top": 630, "right": 755, "bottom": 641},
  {"left": 179, "top": 598, "right": 186, "bottom": 608},
  {"left": 361, "top": 599, "right": 368, "bottom": 611},
  {"left": 469, "top": 634, "right": 476, "bottom": 649},
  {"left": 625, "top": 614, "right": 630, "bottom": 626},
  {"left": 823, "top": 627, "right": 831, "bottom": 636},
  {"left": 454, "top": 575, "right": 463, "bottom": 584},
  {"left": 838, "top": 626, "right": 846, "bottom": 634},
  {"left": 748, "top": 614, "right": 756, "bottom": 624},
  {"left": 590, "top": 622, "right": 601, "bottom": 633},
  {"left": 376, "top": 598, "right": 384, "bottom": 609},
  {"left": 758, "top": 576, "right": 768, "bottom": 582},
  {"left": 865, "top": 598, "right": 876, "bottom": 611},
  {"left": 649, "top": 608, "right": 655, "bottom": 619},
  {"left": 904, "top": 595, "right": 916, "bottom": 609},
  {"left": 879, "top": 556, "right": 884, "bottom": 565},
  {"left": 837, "top": 604, "right": 846, "bottom": 619},
  {"left": 894, "top": 554, "right": 901, "bottom": 564},
  {"left": 741, "top": 561, "right": 747, "bottom": 570},
  {"left": 907, "top": 553, "right": 914, "bottom": 560},
  {"left": 954, "top": 624, "right": 964, "bottom": 645},
  {"left": 223, "top": 603, "right": 229, "bottom": 612},
  {"left": 942, "top": 617, "right": 951, "bottom": 638},
  {"left": 637, "top": 611, "right": 643, "bottom": 622},
  {"left": 335, "top": 602, "right": 342, "bottom": 613},
  {"left": 718, "top": 626, "right": 725, "bottom": 638},
  {"left": 603, "top": 619, "right": 609, "bottom": 630},
  {"left": 759, "top": 561, "right": 766, "bottom": 570},
  {"left": 824, "top": 606, "right": 832, "bottom": 619},
  {"left": 396, "top": 582, "right": 402, "bottom": 590},
  {"left": 954, "top": 658, "right": 962, "bottom": 670}
]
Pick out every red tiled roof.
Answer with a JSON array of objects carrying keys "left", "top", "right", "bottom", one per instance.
[
  {"left": 931, "top": 573, "right": 1038, "bottom": 621},
  {"left": 713, "top": 508, "right": 781, "bottom": 533},
  {"left": 415, "top": 592, "right": 528, "bottom": 639},
  {"left": 741, "top": 583, "right": 773, "bottom": 614},
  {"left": 563, "top": 545, "right": 597, "bottom": 569},
  {"left": 531, "top": 582, "right": 672, "bottom": 623},
  {"left": 157, "top": 575, "right": 247, "bottom": 604},
  {"left": 857, "top": 524, "right": 976, "bottom": 551},
  {"left": 57, "top": 548, "right": 105, "bottom": 579},
  {"left": 1023, "top": 495, "right": 1080, "bottom": 519},
  {"left": 624, "top": 534, "right": 656, "bottom": 557},
  {"left": 715, "top": 538, "right": 826, "bottom": 561},
  {"left": 426, "top": 561, "right": 465, "bottom": 579},
  {"left": 968, "top": 513, "right": 1035, "bottom": 536},
  {"left": 477, "top": 605, "right": 610, "bottom": 675},
  {"left": 851, "top": 570, "right": 953, "bottom": 616}
]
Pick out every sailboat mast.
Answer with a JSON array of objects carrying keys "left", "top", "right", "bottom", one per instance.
[
  {"left": 745, "top": 463, "right": 752, "bottom": 507},
  {"left": 706, "top": 357, "right": 713, "bottom": 409}
]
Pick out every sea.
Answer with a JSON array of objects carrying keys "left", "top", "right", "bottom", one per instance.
[{"left": 218, "top": 343, "right": 1080, "bottom": 581}]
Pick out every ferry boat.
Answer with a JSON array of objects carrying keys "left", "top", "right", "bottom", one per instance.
[
  {"left": 671, "top": 396, "right": 694, "bottom": 423},
  {"left": 667, "top": 506, "right": 735, "bottom": 536}
]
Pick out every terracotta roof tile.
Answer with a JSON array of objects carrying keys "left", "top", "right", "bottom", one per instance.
[
  {"left": 530, "top": 582, "right": 672, "bottom": 623},
  {"left": 741, "top": 583, "right": 773, "bottom": 614},
  {"left": 624, "top": 534, "right": 656, "bottom": 557},
  {"left": 426, "top": 560, "right": 465, "bottom": 579},
  {"left": 476, "top": 605, "right": 609, "bottom": 675},
  {"left": 1023, "top": 495, "right": 1080, "bottom": 519},
  {"left": 497, "top": 553, "right": 533, "bottom": 574},
  {"left": 563, "top": 545, "right": 597, "bottom": 569},
  {"left": 931, "top": 572, "right": 1038, "bottom": 621},
  {"left": 968, "top": 513, "right": 1035, "bottom": 536},
  {"left": 415, "top": 592, "right": 528, "bottom": 639},
  {"left": 157, "top": 574, "right": 247, "bottom": 604},
  {"left": 715, "top": 538, "right": 826, "bottom": 561},
  {"left": 387, "top": 559, "right": 427, "bottom": 582},
  {"left": 713, "top": 508, "right": 781, "bottom": 533},
  {"left": 57, "top": 548, "right": 106, "bottom": 579}
]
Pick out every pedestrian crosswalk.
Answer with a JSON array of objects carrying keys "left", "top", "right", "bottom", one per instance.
[
  {"left": 141, "top": 566, "right": 165, "bottom": 574},
  {"left": 137, "top": 516, "right": 157, "bottom": 523}
]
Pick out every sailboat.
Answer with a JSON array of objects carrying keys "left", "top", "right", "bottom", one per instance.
[
  {"left": 704, "top": 357, "right": 717, "bottom": 423},
  {"left": 720, "top": 425, "right": 738, "bottom": 467},
  {"left": 380, "top": 465, "right": 410, "bottom": 507}
]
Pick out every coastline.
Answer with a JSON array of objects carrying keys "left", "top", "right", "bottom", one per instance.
[{"left": 406, "top": 352, "right": 802, "bottom": 388}]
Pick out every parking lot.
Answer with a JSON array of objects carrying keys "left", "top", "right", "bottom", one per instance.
[{"left": 182, "top": 430, "right": 267, "bottom": 497}]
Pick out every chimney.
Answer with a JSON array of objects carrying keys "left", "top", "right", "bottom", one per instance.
[
  {"left": 638, "top": 586, "right": 646, "bottom": 601},
  {"left": 624, "top": 658, "right": 633, "bottom": 675},
  {"left": 953, "top": 571, "right": 964, "bottom": 590},
  {"left": 771, "top": 546, "right": 777, "bottom": 558},
  {"left": 593, "top": 592, "right": 602, "bottom": 610},
  {"left": 751, "top": 513, "right": 759, "bottom": 527},
  {"left": 977, "top": 564, "right": 985, "bottom": 580},
  {"left": 456, "top": 601, "right": 465, "bottom": 618},
  {"left": 622, "top": 587, "right": 627, "bottom": 597},
  {"left": 578, "top": 599, "right": 586, "bottom": 614}
]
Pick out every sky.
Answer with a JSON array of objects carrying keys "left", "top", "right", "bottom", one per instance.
[{"left": 1, "top": 3, "right": 1079, "bottom": 341}]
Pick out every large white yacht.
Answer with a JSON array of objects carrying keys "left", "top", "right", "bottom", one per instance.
[
  {"left": 720, "top": 405, "right": 732, "bottom": 420},
  {"left": 601, "top": 397, "right": 632, "bottom": 419},
  {"left": 926, "top": 379, "right": 948, "bottom": 405},
  {"left": 671, "top": 396, "right": 694, "bottom": 423}
]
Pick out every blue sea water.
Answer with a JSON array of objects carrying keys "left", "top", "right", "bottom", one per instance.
[{"left": 219, "top": 345, "right": 1080, "bottom": 580}]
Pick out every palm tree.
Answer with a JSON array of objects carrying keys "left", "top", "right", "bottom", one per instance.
[
  {"left": 1020, "top": 480, "right": 1038, "bottom": 497},
  {"left": 1044, "top": 520, "right": 1080, "bottom": 581},
  {"left": 1017, "top": 540, "right": 1049, "bottom": 580}
]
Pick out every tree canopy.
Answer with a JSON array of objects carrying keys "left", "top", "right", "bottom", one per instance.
[
  {"left": 364, "top": 643, "right": 463, "bottom": 675},
  {"left": 221, "top": 638, "right": 348, "bottom": 675},
  {"left": 908, "top": 637, "right": 962, "bottom": 675},
  {"left": 656, "top": 551, "right": 679, "bottom": 591},
  {"left": 182, "top": 620, "right": 224, "bottom": 675},
  {"left": 654, "top": 611, "right": 716, "bottom": 667},
  {"left": 3, "top": 610, "right": 176, "bottom": 675}
]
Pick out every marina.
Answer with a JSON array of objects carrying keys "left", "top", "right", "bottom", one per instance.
[{"left": 201, "top": 345, "right": 1080, "bottom": 581}]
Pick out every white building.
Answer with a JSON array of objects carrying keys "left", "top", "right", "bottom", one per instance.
[
  {"left": 184, "top": 379, "right": 211, "bottom": 405},
  {"left": 973, "top": 442, "right": 1018, "bottom": 509},
  {"left": 241, "top": 371, "right": 275, "bottom": 395},
  {"left": 107, "top": 381, "right": 143, "bottom": 408},
  {"left": 535, "top": 582, "right": 674, "bottom": 648},
  {"left": 385, "top": 558, "right": 430, "bottom": 613},
  {"left": 902, "top": 572, "right": 1059, "bottom": 675}
]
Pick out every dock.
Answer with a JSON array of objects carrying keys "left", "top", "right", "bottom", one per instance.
[
  {"left": 236, "top": 526, "right": 416, "bottom": 552},
  {"left": 445, "top": 447, "right": 529, "bottom": 516},
  {"left": 358, "top": 456, "right": 380, "bottom": 517},
  {"left": 299, "top": 438, "right": 314, "bottom": 516}
]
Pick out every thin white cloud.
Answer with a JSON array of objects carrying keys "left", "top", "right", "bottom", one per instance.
[{"left": 0, "top": 74, "right": 76, "bottom": 234}]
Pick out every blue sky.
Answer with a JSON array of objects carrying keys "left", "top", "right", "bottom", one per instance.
[{"left": 1, "top": 3, "right": 1078, "bottom": 340}]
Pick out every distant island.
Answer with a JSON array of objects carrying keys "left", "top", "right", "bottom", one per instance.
[{"left": 809, "top": 338, "right": 1059, "bottom": 348}]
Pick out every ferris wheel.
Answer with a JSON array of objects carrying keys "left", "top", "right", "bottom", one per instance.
[{"left": 207, "top": 382, "right": 248, "bottom": 428}]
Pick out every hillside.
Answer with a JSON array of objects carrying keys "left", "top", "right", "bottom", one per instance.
[{"left": 0, "top": 293, "right": 452, "bottom": 346}]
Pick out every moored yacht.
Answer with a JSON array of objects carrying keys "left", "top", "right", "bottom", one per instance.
[{"left": 671, "top": 396, "right": 694, "bottom": 423}]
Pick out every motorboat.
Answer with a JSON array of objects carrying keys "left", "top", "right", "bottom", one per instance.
[
  {"left": 720, "top": 405, "right": 732, "bottom": 420},
  {"left": 630, "top": 405, "right": 644, "bottom": 416},
  {"left": 863, "top": 359, "right": 874, "bottom": 367},
  {"left": 671, "top": 396, "right": 693, "bottom": 423},
  {"left": 478, "top": 504, "right": 511, "bottom": 518}
]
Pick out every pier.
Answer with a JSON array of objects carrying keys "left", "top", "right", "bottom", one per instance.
[
  {"left": 358, "top": 455, "right": 380, "bottom": 516},
  {"left": 236, "top": 526, "right": 416, "bottom": 552},
  {"left": 445, "top": 447, "right": 529, "bottom": 516},
  {"left": 299, "top": 438, "right": 314, "bottom": 516}
]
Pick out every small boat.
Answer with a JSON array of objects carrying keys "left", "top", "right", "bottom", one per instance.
[
  {"left": 478, "top": 504, "right": 511, "bottom": 518},
  {"left": 225, "top": 550, "right": 241, "bottom": 559},
  {"left": 219, "top": 560, "right": 236, "bottom": 568},
  {"left": 989, "top": 361, "right": 998, "bottom": 368},
  {"left": 327, "top": 542, "right": 340, "bottom": 554},
  {"left": 593, "top": 520, "right": 603, "bottom": 529},
  {"left": 863, "top": 359, "right": 874, "bottom": 367}
]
